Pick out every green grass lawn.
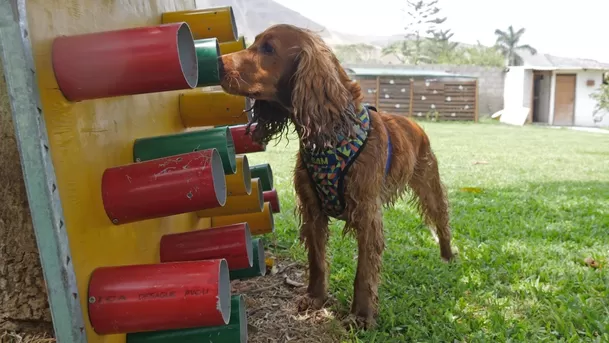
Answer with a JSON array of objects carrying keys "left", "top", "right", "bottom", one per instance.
[{"left": 246, "top": 121, "right": 609, "bottom": 343}]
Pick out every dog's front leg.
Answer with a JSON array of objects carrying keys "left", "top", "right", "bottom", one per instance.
[
  {"left": 297, "top": 208, "right": 329, "bottom": 311},
  {"left": 349, "top": 198, "right": 385, "bottom": 329},
  {"left": 294, "top": 165, "right": 330, "bottom": 311}
]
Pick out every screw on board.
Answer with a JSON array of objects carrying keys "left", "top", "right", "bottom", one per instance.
[
  {"left": 112, "top": 219, "right": 119, "bottom": 224},
  {"left": 89, "top": 296, "right": 96, "bottom": 303}
]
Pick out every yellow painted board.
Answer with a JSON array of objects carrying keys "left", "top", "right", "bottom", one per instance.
[{"left": 25, "top": 1, "right": 211, "bottom": 342}]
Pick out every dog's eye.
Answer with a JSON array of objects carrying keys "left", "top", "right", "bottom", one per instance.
[{"left": 260, "top": 42, "right": 274, "bottom": 55}]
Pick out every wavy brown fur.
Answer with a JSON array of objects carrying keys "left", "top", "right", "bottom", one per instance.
[
  {"left": 245, "top": 100, "right": 293, "bottom": 146},
  {"left": 218, "top": 24, "right": 455, "bottom": 330}
]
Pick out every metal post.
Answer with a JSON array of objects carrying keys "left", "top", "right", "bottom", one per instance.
[{"left": 0, "top": 1, "right": 87, "bottom": 342}]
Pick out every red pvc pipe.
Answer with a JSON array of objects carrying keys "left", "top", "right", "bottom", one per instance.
[
  {"left": 229, "top": 124, "right": 266, "bottom": 154},
  {"left": 52, "top": 22, "right": 198, "bottom": 102},
  {"left": 101, "top": 149, "right": 227, "bottom": 225},
  {"left": 263, "top": 189, "right": 281, "bottom": 213},
  {"left": 160, "top": 223, "right": 253, "bottom": 270},
  {"left": 88, "top": 259, "right": 231, "bottom": 334}
]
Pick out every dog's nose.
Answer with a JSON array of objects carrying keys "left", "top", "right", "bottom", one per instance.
[{"left": 217, "top": 56, "right": 226, "bottom": 77}]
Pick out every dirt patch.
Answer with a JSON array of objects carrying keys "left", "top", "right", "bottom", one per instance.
[{"left": 234, "top": 258, "right": 348, "bottom": 343}]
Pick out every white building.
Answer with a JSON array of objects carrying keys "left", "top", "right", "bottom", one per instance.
[{"left": 503, "top": 53, "right": 609, "bottom": 127}]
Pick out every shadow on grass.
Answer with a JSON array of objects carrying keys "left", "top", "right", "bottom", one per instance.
[{"left": 328, "top": 180, "right": 609, "bottom": 342}]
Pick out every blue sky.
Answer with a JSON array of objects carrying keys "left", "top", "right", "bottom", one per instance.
[{"left": 273, "top": 0, "right": 609, "bottom": 62}]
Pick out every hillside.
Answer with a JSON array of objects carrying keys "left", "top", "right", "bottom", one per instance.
[
  {"left": 194, "top": 0, "right": 403, "bottom": 46},
  {"left": 195, "top": 0, "right": 609, "bottom": 66}
]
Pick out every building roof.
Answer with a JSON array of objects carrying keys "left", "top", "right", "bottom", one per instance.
[
  {"left": 518, "top": 50, "right": 609, "bottom": 70},
  {"left": 343, "top": 66, "right": 478, "bottom": 79}
]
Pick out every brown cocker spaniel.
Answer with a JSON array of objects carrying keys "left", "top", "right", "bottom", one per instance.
[{"left": 218, "top": 24, "right": 456, "bottom": 329}]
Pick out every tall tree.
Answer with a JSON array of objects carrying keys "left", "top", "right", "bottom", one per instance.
[
  {"left": 381, "top": 40, "right": 411, "bottom": 63},
  {"left": 439, "top": 41, "right": 504, "bottom": 67},
  {"left": 428, "top": 29, "right": 459, "bottom": 63},
  {"left": 403, "top": 0, "right": 447, "bottom": 64},
  {"left": 494, "top": 25, "right": 537, "bottom": 66},
  {"left": 333, "top": 44, "right": 379, "bottom": 64}
]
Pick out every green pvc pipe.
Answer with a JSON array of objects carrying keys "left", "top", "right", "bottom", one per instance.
[
  {"left": 249, "top": 163, "right": 273, "bottom": 191},
  {"left": 126, "top": 295, "right": 247, "bottom": 343},
  {"left": 194, "top": 38, "right": 221, "bottom": 87},
  {"left": 133, "top": 127, "right": 237, "bottom": 174},
  {"left": 230, "top": 238, "right": 266, "bottom": 280}
]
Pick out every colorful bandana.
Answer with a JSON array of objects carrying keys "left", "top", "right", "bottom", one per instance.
[{"left": 300, "top": 105, "right": 375, "bottom": 218}]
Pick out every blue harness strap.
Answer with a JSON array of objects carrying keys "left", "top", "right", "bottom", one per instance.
[
  {"left": 365, "top": 105, "right": 392, "bottom": 176},
  {"left": 300, "top": 104, "right": 392, "bottom": 218}
]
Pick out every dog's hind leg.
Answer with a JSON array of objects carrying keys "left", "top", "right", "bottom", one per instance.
[
  {"left": 347, "top": 197, "right": 385, "bottom": 329},
  {"left": 408, "top": 149, "right": 455, "bottom": 262}
]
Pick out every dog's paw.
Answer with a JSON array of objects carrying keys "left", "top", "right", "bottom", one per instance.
[
  {"left": 341, "top": 313, "right": 377, "bottom": 331},
  {"left": 296, "top": 294, "right": 326, "bottom": 312},
  {"left": 441, "top": 246, "right": 460, "bottom": 263}
]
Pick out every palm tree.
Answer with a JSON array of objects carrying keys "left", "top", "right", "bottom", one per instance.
[{"left": 494, "top": 25, "right": 537, "bottom": 66}]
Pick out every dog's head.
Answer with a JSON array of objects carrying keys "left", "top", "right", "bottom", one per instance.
[{"left": 218, "top": 24, "right": 363, "bottom": 148}]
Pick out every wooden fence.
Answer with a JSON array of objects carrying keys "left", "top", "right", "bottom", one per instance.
[{"left": 355, "top": 76, "right": 479, "bottom": 121}]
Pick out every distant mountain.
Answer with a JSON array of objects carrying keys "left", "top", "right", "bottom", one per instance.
[
  {"left": 194, "top": 0, "right": 403, "bottom": 47},
  {"left": 195, "top": 0, "right": 609, "bottom": 66},
  {"left": 195, "top": 0, "right": 328, "bottom": 39}
]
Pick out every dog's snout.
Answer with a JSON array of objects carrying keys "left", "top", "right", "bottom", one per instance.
[{"left": 217, "top": 56, "right": 226, "bottom": 77}]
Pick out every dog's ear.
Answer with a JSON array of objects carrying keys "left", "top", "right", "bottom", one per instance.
[
  {"left": 246, "top": 99, "right": 292, "bottom": 146},
  {"left": 290, "top": 36, "right": 356, "bottom": 147}
]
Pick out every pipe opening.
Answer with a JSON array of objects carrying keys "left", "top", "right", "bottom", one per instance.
[
  {"left": 210, "top": 149, "right": 228, "bottom": 206},
  {"left": 255, "top": 239, "right": 266, "bottom": 276},
  {"left": 224, "top": 128, "right": 237, "bottom": 173},
  {"left": 218, "top": 259, "right": 231, "bottom": 324},
  {"left": 253, "top": 179, "right": 264, "bottom": 212},
  {"left": 211, "top": 39, "right": 221, "bottom": 86},
  {"left": 238, "top": 295, "right": 247, "bottom": 342},
  {"left": 177, "top": 23, "right": 199, "bottom": 89},
  {"left": 228, "top": 7, "right": 239, "bottom": 41},
  {"left": 268, "top": 204, "right": 275, "bottom": 233},
  {"left": 243, "top": 223, "right": 253, "bottom": 268},
  {"left": 267, "top": 165, "right": 274, "bottom": 188},
  {"left": 245, "top": 98, "right": 254, "bottom": 122},
  {"left": 213, "top": 39, "right": 221, "bottom": 62},
  {"left": 241, "top": 155, "right": 252, "bottom": 196}
]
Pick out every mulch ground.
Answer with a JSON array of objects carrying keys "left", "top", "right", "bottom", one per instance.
[
  {"left": 233, "top": 257, "right": 348, "bottom": 343},
  {"left": 0, "top": 333, "right": 54, "bottom": 343},
  {"left": 1, "top": 258, "right": 349, "bottom": 343}
]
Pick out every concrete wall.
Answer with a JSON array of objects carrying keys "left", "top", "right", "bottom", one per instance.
[
  {"left": 345, "top": 64, "right": 506, "bottom": 117},
  {"left": 503, "top": 66, "right": 527, "bottom": 109},
  {"left": 522, "top": 69, "right": 534, "bottom": 111}
]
